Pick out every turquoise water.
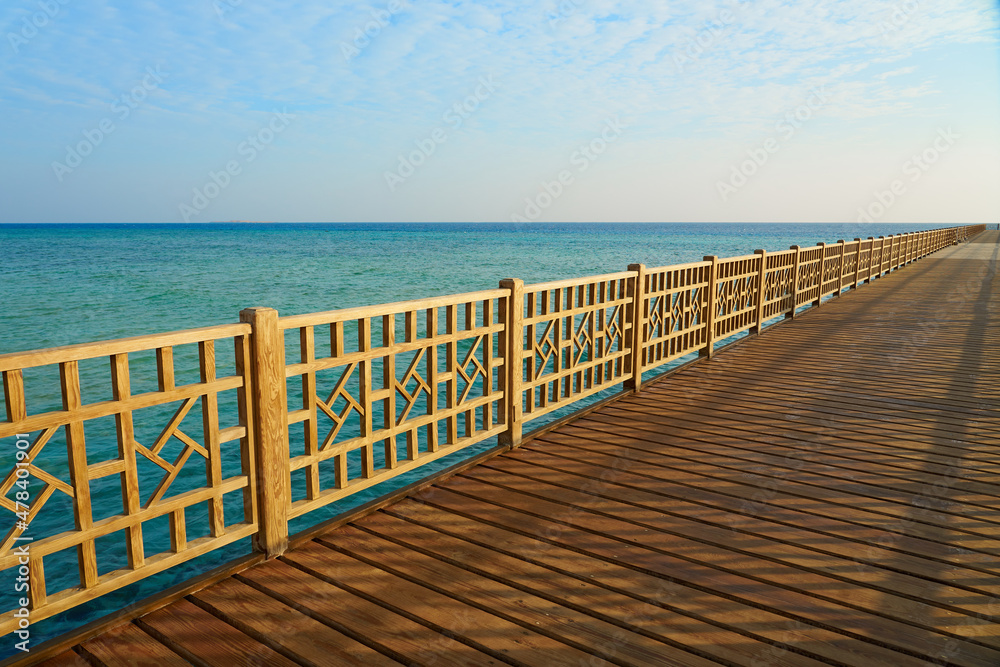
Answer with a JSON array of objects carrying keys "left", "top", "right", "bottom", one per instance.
[{"left": 0, "top": 222, "right": 943, "bottom": 654}]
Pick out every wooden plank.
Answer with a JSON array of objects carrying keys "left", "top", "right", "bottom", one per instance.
[
  {"left": 34, "top": 651, "right": 91, "bottom": 667},
  {"left": 409, "top": 484, "right": 994, "bottom": 666},
  {"left": 137, "top": 598, "right": 298, "bottom": 667},
  {"left": 381, "top": 498, "right": 939, "bottom": 667},
  {"left": 358, "top": 509, "right": 852, "bottom": 666},
  {"left": 190, "top": 577, "right": 402, "bottom": 666},
  {"left": 635, "top": 396, "right": 1000, "bottom": 475},
  {"left": 238, "top": 558, "right": 505, "bottom": 667},
  {"left": 77, "top": 622, "right": 191, "bottom": 667},
  {"left": 283, "top": 540, "right": 596, "bottom": 667},
  {"left": 562, "top": 416, "right": 1000, "bottom": 559},
  {"left": 485, "top": 447, "right": 1000, "bottom": 609},
  {"left": 322, "top": 524, "right": 716, "bottom": 667},
  {"left": 593, "top": 398, "right": 1000, "bottom": 498},
  {"left": 625, "top": 391, "right": 1000, "bottom": 467},
  {"left": 457, "top": 463, "right": 1000, "bottom": 645},
  {"left": 570, "top": 412, "right": 1000, "bottom": 549},
  {"left": 522, "top": 433, "right": 1000, "bottom": 580}
]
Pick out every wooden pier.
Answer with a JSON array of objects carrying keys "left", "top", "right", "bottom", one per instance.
[{"left": 3, "top": 226, "right": 996, "bottom": 666}]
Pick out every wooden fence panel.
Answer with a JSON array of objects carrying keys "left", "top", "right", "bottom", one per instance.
[
  {"left": 759, "top": 249, "right": 797, "bottom": 320},
  {"left": 712, "top": 254, "right": 762, "bottom": 339},
  {"left": 518, "top": 273, "right": 636, "bottom": 425},
  {"left": 794, "top": 246, "right": 824, "bottom": 308},
  {"left": 0, "top": 325, "right": 257, "bottom": 635},
  {"left": 637, "top": 261, "right": 712, "bottom": 373},
  {"left": 277, "top": 291, "right": 507, "bottom": 520}
]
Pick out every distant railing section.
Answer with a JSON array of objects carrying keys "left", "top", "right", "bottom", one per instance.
[{"left": 0, "top": 223, "right": 985, "bottom": 634}]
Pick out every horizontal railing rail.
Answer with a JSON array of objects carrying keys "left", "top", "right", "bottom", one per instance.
[{"left": 0, "top": 223, "right": 985, "bottom": 635}]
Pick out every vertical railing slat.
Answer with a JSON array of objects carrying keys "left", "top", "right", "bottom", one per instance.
[
  {"left": 111, "top": 352, "right": 146, "bottom": 566},
  {"left": 198, "top": 342, "right": 225, "bottom": 539},
  {"left": 300, "top": 326, "right": 319, "bottom": 500},
  {"left": 701, "top": 256, "right": 718, "bottom": 358},
  {"left": 3, "top": 370, "right": 27, "bottom": 423},
  {"left": 358, "top": 317, "right": 374, "bottom": 477},
  {"left": 59, "top": 361, "right": 98, "bottom": 589}
]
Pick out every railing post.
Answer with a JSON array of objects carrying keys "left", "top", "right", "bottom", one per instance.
[
  {"left": 865, "top": 238, "right": 875, "bottom": 283},
  {"left": 624, "top": 264, "right": 646, "bottom": 392},
  {"left": 877, "top": 236, "right": 886, "bottom": 276},
  {"left": 752, "top": 249, "right": 766, "bottom": 334},
  {"left": 787, "top": 245, "right": 801, "bottom": 319},
  {"left": 700, "top": 256, "right": 718, "bottom": 358},
  {"left": 852, "top": 239, "right": 862, "bottom": 289},
  {"left": 814, "top": 242, "right": 825, "bottom": 307},
  {"left": 498, "top": 278, "right": 524, "bottom": 449},
  {"left": 835, "top": 240, "right": 846, "bottom": 296},
  {"left": 239, "top": 307, "right": 289, "bottom": 558}
]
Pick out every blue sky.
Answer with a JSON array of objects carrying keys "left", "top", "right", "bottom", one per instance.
[{"left": 1, "top": 0, "right": 998, "bottom": 223}]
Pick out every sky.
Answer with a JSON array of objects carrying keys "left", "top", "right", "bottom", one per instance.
[{"left": 1, "top": 0, "right": 998, "bottom": 224}]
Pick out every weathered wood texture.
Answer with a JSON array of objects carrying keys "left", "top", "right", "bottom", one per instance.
[{"left": 25, "top": 230, "right": 999, "bottom": 666}]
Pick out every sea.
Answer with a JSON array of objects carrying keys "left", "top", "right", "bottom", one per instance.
[{"left": 0, "top": 221, "right": 944, "bottom": 654}]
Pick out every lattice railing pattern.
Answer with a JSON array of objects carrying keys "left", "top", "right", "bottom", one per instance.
[
  {"left": 0, "top": 223, "right": 984, "bottom": 637},
  {"left": 0, "top": 326, "right": 256, "bottom": 635},
  {"left": 820, "top": 244, "right": 843, "bottom": 297},
  {"left": 713, "top": 255, "right": 762, "bottom": 339},
  {"left": 840, "top": 243, "right": 859, "bottom": 290},
  {"left": 277, "top": 291, "right": 507, "bottom": 520},
  {"left": 518, "top": 273, "right": 635, "bottom": 424},
  {"left": 761, "top": 251, "right": 795, "bottom": 319},
  {"left": 640, "top": 261, "right": 712, "bottom": 373},
  {"left": 794, "top": 246, "right": 824, "bottom": 308}
]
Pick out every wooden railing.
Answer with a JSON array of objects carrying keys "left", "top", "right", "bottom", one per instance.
[{"left": 0, "top": 224, "right": 984, "bottom": 635}]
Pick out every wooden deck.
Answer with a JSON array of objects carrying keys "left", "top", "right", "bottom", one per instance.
[{"left": 31, "top": 231, "right": 1000, "bottom": 666}]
